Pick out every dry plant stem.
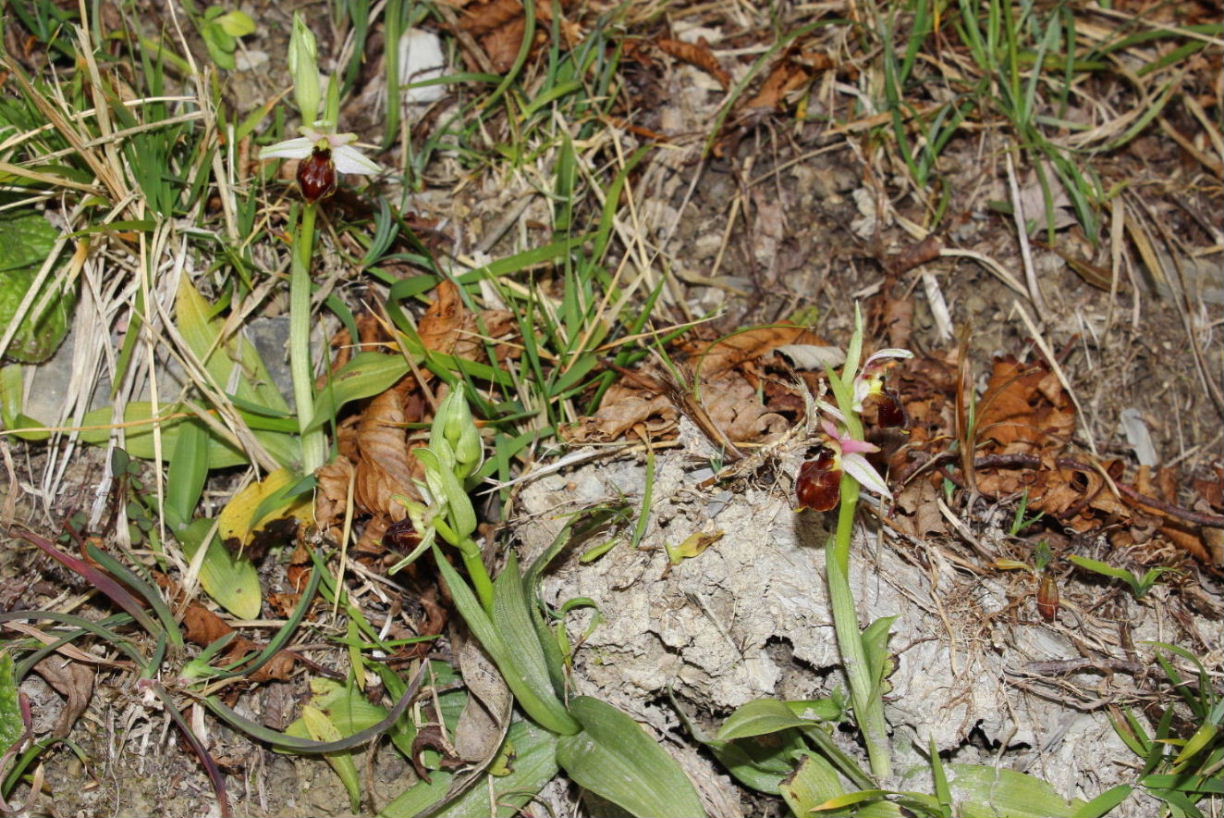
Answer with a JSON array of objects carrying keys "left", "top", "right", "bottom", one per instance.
[{"left": 292, "top": 203, "right": 326, "bottom": 473}]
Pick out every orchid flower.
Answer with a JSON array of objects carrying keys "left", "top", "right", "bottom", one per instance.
[
  {"left": 796, "top": 419, "right": 891, "bottom": 511},
  {"left": 259, "top": 13, "right": 381, "bottom": 201},
  {"left": 852, "top": 348, "right": 913, "bottom": 413},
  {"left": 815, "top": 346, "right": 912, "bottom": 428}
]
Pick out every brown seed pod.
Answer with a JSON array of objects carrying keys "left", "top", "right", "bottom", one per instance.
[
  {"left": 796, "top": 447, "right": 842, "bottom": 512},
  {"left": 297, "top": 146, "right": 337, "bottom": 203},
  {"left": 1037, "top": 573, "right": 1059, "bottom": 622}
]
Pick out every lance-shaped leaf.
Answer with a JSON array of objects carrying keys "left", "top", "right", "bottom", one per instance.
[{"left": 556, "top": 696, "right": 706, "bottom": 818}]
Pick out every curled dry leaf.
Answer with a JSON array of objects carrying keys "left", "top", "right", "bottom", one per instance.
[
  {"left": 974, "top": 357, "right": 1075, "bottom": 454},
  {"left": 656, "top": 37, "right": 730, "bottom": 89},
  {"left": 353, "top": 378, "right": 424, "bottom": 523},
  {"left": 564, "top": 381, "right": 676, "bottom": 443},
  {"left": 701, "top": 373, "right": 791, "bottom": 442},
  {"left": 742, "top": 58, "right": 812, "bottom": 111},
  {"left": 31, "top": 656, "right": 94, "bottom": 738},
  {"left": 457, "top": 0, "right": 572, "bottom": 74},
  {"left": 689, "top": 324, "right": 827, "bottom": 378}
]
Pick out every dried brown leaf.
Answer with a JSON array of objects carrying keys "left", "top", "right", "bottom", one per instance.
[
  {"left": 32, "top": 657, "right": 94, "bottom": 738},
  {"left": 457, "top": 0, "right": 523, "bottom": 36},
  {"left": 701, "top": 373, "right": 790, "bottom": 442},
  {"left": 565, "top": 381, "right": 676, "bottom": 443},
  {"left": 975, "top": 357, "right": 1075, "bottom": 454},
  {"left": 690, "top": 324, "right": 827, "bottom": 378},
  {"left": 481, "top": 17, "right": 527, "bottom": 74},
  {"left": 743, "top": 59, "right": 811, "bottom": 111},
  {"left": 354, "top": 378, "right": 424, "bottom": 519},
  {"left": 656, "top": 37, "right": 730, "bottom": 89}
]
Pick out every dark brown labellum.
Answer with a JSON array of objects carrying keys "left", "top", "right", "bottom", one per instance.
[
  {"left": 796, "top": 447, "right": 842, "bottom": 512},
  {"left": 297, "top": 146, "right": 337, "bottom": 203},
  {"left": 383, "top": 518, "right": 421, "bottom": 552},
  {"left": 872, "top": 387, "right": 908, "bottom": 429},
  {"left": 1037, "top": 573, "right": 1059, "bottom": 622}
]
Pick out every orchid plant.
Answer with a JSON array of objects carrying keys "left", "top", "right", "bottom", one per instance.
[
  {"left": 796, "top": 305, "right": 911, "bottom": 780},
  {"left": 260, "top": 14, "right": 381, "bottom": 473},
  {"left": 388, "top": 389, "right": 708, "bottom": 817}
]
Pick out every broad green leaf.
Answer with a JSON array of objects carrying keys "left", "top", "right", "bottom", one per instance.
[
  {"left": 175, "top": 279, "right": 298, "bottom": 468},
  {"left": 949, "top": 764, "right": 1085, "bottom": 818},
  {"left": 301, "top": 705, "right": 361, "bottom": 811},
  {"left": 862, "top": 615, "right": 897, "bottom": 694},
  {"left": 307, "top": 352, "right": 410, "bottom": 433},
  {"left": 214, "top": 9, "right": 255, "bottom": 36},
  {"left": 674, "top": 691, "right": 803, "bottom": 795},
  {"left": 286, "top": 678, "right": 393, "bottom": 812},
  {"left": 0, "top": 209, "right": 75, "bottom": 364},
  {"left": 718, "top": 698, "right": 813, "bottom": 741},
  {"left": 492, "top": 554, "right": 571, "bottom": 722},
  {"left": 165, "top": 419, "right": 209, "bottom": 530},
  {"left": 0, "top": 364, "right": 48, "bottom": 441},
  {"left": 556, "top": 696, "right": 705, "bottom": 818},
  {"left": 1071, "top": 785, "right": 1133, "bottom": 818},
  {"left": 709, "top": 731, "right": 808, "bottom": 795},
  {"left": 383, "top": 718, "right": 559, "bottom": 818},
  {"left": 0, "top": 652, "right": 24, "bottom": 756},
  {"left": 178, "top": 518, "right": 262, "bottom": 620},
  {"left": 380, "top": 772, "right": 453, "bottom": 818},
  {"left": 780, "top": 752, "right": 844, "bottom": 817},
  {"left": 786, "top": 697, "right": 846, "bottom": 723}
]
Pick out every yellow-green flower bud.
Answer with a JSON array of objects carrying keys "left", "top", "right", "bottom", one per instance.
[
  {"left": 453, "top": 422, "right": 483, "bottom": 479},
  {"left": 288, "top": 13, "right": 321, "bottom": 126},
  {"left": 432, "top": 389, "right": 483, "bottom": 477}
]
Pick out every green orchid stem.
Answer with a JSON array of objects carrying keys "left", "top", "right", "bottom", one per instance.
[
  {"left": 457, "top": 537, "right": 494, "bottom": 612},
  {"left": 824, "top": 363, "right": 893, "bottom": 780},
  {"left": 290, "top": 202, "right": 326, "bottom": 473},
  {"left": 826, "top": 476, "right": 892, "bottom": 780}
]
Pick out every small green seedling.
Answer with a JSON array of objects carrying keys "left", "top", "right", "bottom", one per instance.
[
  {"left": 1009, "top": 491, "right": 1045, "bottom": 536},
  {"left": 1068, "top": 555, "right": 1176, "bottom": 600},
  {"left": 198, "top": 7, "right": 255, "bottom": 70}
]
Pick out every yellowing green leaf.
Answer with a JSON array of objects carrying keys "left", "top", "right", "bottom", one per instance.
[
  {"left": 666, "top": 530, "right": 723, "bottom": 566},
  {"left": 178, "top": 518, "right": 262, "bottom": 620},
  {"left": 218, "top": 467, "right": 312, "bottom": 547}
]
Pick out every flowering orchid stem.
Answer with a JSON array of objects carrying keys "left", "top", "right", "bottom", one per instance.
[
  {"left": 291, "top": 202, "right": 326, "bottom": 473},
  {"left": 825, "top": 363, "right": 893, "bottom": 780},
  {"left": 457, "top": 537, "right": 494, "bottom": 612}
]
